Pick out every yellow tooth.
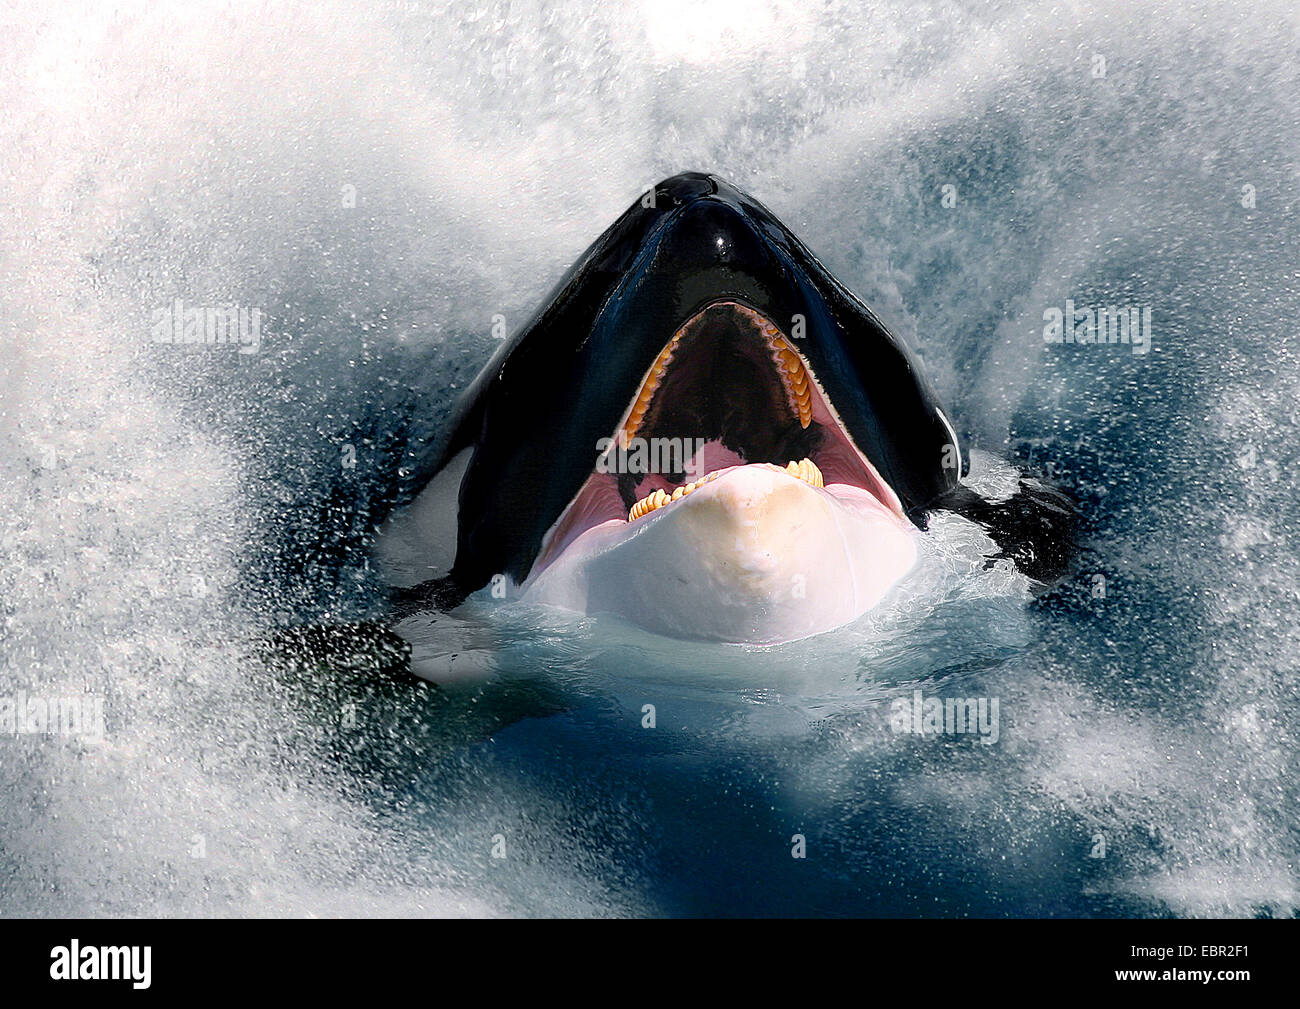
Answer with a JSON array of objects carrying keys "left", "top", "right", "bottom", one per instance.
[
  {"left": 779, "top": 458, "right": 823, "bottom": 488},
  {"left": 628, "top": 487, "right": 667, "bottom": 521}
]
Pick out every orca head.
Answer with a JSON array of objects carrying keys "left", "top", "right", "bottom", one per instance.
[{"left": 427, "top": 173, "right": 965, "bottom": 642}]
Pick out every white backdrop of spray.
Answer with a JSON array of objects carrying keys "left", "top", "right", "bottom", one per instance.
[{"left": 2, "top": 0, "right": 1299, "bottom": 916}]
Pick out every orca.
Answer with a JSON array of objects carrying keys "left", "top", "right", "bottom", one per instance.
[{"left": 386, "top": 173, "right": 1073, "bottom": 643}]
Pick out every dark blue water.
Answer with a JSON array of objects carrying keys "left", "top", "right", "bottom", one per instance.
[{"left": 4, "top": 0, "right": 1297, "bottom": 917}]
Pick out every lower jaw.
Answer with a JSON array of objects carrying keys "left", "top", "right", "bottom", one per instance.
[{"left": 517, "top": 465, "right": 917, "bottom": 643}]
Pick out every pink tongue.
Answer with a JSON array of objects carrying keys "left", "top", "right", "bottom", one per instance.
[{"left": 630, "top": 439, "right": 747, "bottom": 498}]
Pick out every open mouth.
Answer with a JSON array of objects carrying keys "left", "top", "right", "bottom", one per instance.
[{"left": 530, "top": 299, "right": 907, "bottom": 577}]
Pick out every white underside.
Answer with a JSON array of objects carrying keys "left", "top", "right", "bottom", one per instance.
[{"left": 518, "top": 463, "right": 917, "bottom": 643}]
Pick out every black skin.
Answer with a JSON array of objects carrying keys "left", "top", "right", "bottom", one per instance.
[
  {"left": 934, "top": 481, "right": 1078, "bottom": 584},
  {"left": 392, "top": 173, "right": 1076, "bottom": 617}
]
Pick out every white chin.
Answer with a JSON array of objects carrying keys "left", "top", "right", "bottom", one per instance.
[{"left": 518, "top": 463, "right": 917, "bottom": 644}]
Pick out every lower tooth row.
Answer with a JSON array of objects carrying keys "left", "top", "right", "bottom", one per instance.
[
  {"left": 628, "top": 472, "right": 718, "bottom": 521},
  {"left": 627, "top": 459, "right": 823, "bottom": 522}
]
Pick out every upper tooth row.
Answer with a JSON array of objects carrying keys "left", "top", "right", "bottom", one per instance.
[
  {"left": 623, "top": 333, "right": 684, "bottom": 439},
  {"left": 627, "top": 458, "right": 823, "bottom": 522},
  {"left": 767, "top": 333, "right": 813, "bottom": 429},
  {"left": 620, "top": 311, "right": 813, "bottom": 443}
]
